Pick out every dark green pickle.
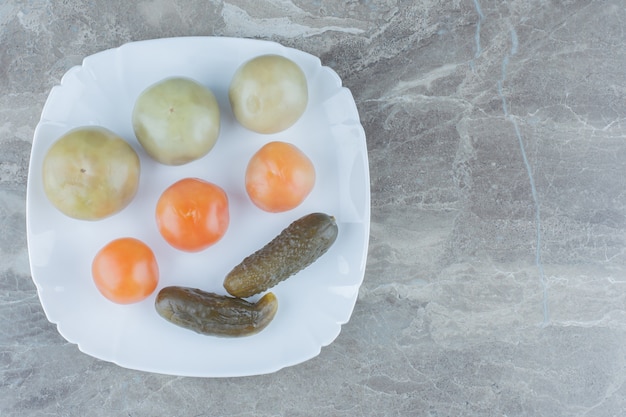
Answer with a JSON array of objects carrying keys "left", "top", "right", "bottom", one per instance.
[
  {"left": 155, "top": 286, "right": 278, "bottom": 337},
  {"left": 224, "top": 212, "right": 338, "bottom": 298}
]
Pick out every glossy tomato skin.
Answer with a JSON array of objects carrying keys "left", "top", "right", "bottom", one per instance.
[
  {"left": 245, "top": 141, "right": 315, "bottom": 213},
  {"left": 92, "top": 237, "right": 159, "bottom": 304},
  {"left": 156, "top": 178, "right": 229, "bottom": 252},
  {"left": 229, "top": 55, "right": 308, "bottom": 134},
  {"left": 42, "top": 126, "right": 140, "bottom": 221}
]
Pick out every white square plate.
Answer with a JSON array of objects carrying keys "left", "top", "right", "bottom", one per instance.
[{"left": 26, "top": 37, "right": 370, "bottom": 377}]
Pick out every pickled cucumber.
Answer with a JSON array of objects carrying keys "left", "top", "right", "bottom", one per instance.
[
  {"left": 224, "top": 212, "right": 338, "bottom": 298},
  {"left": 155, "top": 286, "right": 278, "bottom": 337}
]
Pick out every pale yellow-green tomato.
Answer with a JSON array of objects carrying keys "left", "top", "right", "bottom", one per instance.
[
  {"left": 132, "top": 77, "right": 220, "bottom": 165},
  {"left": 42, "top": 127, "right": 140, "bottom": 221},
  {"left": 229, "top": 55, "right": 308, "bottom": 134}
]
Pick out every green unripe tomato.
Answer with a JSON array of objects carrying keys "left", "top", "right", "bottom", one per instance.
[
  {"left": 229, "top": 55, "right": 308, "bottom": 134},
  {"left": 132, "top": 77, "right": 220, "bottom": 165},
  {"left": 42, "top": 126, "right": 140, "bottom": 221}
]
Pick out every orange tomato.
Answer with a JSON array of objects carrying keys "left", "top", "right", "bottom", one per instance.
[
  {"left": 156, "top": 178, "right": 229, "bottom": 252},
  {"left": 245, "top": 141, "right": 315, "bottom": 212},
  {"left": 92, "top": 237, "right": 159, "bottom": 304}
]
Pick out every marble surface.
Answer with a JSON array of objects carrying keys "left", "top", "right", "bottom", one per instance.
[{"left": 2, "top": 0, "right": 626, "bottom": 415}]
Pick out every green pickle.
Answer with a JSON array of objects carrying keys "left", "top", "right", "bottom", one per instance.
[
  {"left": 155, "top": 286, "right": 278, "bottom": 337},
  {"left": 224, "top": 212, "right": 338, "bottom": 298}
]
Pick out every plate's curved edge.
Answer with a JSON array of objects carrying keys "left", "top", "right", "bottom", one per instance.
[
  {"left": 318, "top": 64, "right": 344, "bottom": 89},
  {"left": 77, "top": 311, "right": 355, "bottom": 378},
  {"left": 26, "top": 121, "right": 68, "bottom": 325},
  {"left": 36, "top": 71, "right": 79, "bottom": 126}
]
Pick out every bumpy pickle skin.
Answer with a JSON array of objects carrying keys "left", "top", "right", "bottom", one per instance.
[
  {"left": 155, "top": 286, "right": 278, "bottom": 337},
  {"left": 223, "top": 212, "right": 338, "bottom": 298}
]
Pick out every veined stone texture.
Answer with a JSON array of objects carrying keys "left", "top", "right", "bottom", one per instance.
[{"left": 2, "top": 1, "right": 626, "bottom": 416}]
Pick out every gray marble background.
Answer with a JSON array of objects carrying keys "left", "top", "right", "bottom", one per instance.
[{"left": 3, "top": 1, "right": 626, "bottom": 416}]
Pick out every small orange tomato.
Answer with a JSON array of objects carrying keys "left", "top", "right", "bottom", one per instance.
[
  {"left": 245, "top": 141, "right": 315, "bottom": 212},
  {"left": 92, "top": 237, "right": 159, "bottom": 304},
  {"left": 156, "top": 178, "right": 229, "bottom": 252}
]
